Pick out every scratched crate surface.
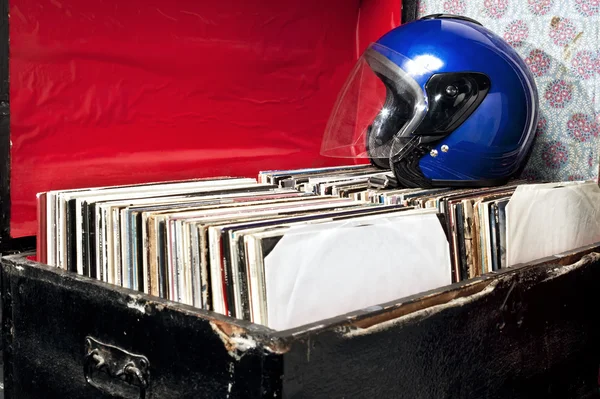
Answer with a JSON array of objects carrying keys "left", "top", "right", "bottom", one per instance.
[{"left": 3, "top": 245, "right": 600, "bottom": 398}]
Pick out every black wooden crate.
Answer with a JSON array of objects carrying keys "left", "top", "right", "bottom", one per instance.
[
  {"left": 3, "top": 243, "right": 600, "bottom": 398},
  {"left": 3, "top": 1, "right": 600, "bottom": 397}
]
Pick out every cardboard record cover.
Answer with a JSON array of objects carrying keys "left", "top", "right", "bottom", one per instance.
[
  {"left": 489, "top": 201, "right": 500, "bottom": 271},
  {"left": 469, "top": 189, "right": 519, "bottom": 276},
  {"left": 221, "top": 204, "right": 415, "bottom": 321},
  {"left": 210, "top": 203, "right": 410, "bottom": 319},
  {"left": 441, "top": 186, "right": 516, "bottom": 279},
  {"left": 441, "top": 191, "right": 487, "bottom": 279},
  {"left": 447, "top": 200, "right": 463, "bottom": 282},
  {"left": 88, "top": 185, "right": 297, "bottom": 288},
  {"left": 259, "top": 164, "right": 378, "bottom": 187},
  {"left": 135, "top": 191, "right": 309, "bottom": 294},
  {"left": 402, "top": 188, "right": 452, "bottom": 207},
  {"left": 36, "top": 192, "right": 47, "bottom": 263},
  {"left": 53, "top": 177, "right": 259, "bottom": 275},
  {"left": 481, "top": 201, "right": 494, "bottom": 273},
  {"left": 435, "top": 189, "right": 494, "bottom": 281},
  {"left": 313, "top": 170, "right": 394, "bottom": 196},
  {"left": 83, "top": 180, "right": 268, "bottom": 275},
  {"left": 111, "top": 185, "right": 287, "bottom": 264},
  {"left": 305, "top": 171, "right": 393, "bottom": 195},
  {"left": 460, "top": 199, "right": 476, "bottom": 278},
  {"left": 381, "top": 188, "right": 414, "bottom": 206},
  {"left": 129, "top": 190, "right": 316, "bottom": 295},
  {"left": 257, "top": 163, "right": 369, "bottom": 183},
  {"left": 336, "top": 183, "right": 371, "bottom": 200},
  {"left": 45, "top": 186, "right": 110, "bottom": 267},
  {"left": 382, "top": 188, "right": 423, "bottom": 206},
  {"left": 477, "top": 195, "right": 509, "bottom": 274},
  {"left": 185, "top": 197, "right": 363, "bottom": 309},
  {"left": 122, "top": 189, "right": 305, "bottom": 287},
  {"left": 243, "top": 208, "right": 446, "bottom": 329},
  {"left": 44, "top": 177, "right": 255, "bottom": 270},
  {"left": 490, "top": 197, "right": 509, "bottom": 271},
  {"left": 244, "top": 230, "right": 282, "bottom": 324},
  {"left": 145, "top": 196, "right": 361, "bottom": 306},
  {"left": 242, "top": 208, "right": 435, "bottom": 323},
  {"left": 167, "top": 197, "right": 363, "bottom": 313},
  {"left": 261, "top": 165, "right": 378, "bottom": 190},
  {"left": 45, "top": 179, "right": 190, "bottom": 267},
  {"left": 204, "top": 214, "right": 310, "bottom": 313},
  {"left": 366, "top": 188, "right": 389, "bottom": 204},
  {"left": 476, "top": 198, "right": 494, "bottom": 275},
  {"left": 412, "top": 189, "right": 457, "bottom": 209},
  {"left": 323, "top": 179, "right": 368, "bottom": 196},
  {"left": 497, "top": 199, "right": 509, "bottom": 269},
  {"left": 454, "top": 201, "right": 468, "bottom": 281},
  {"left": 448, "top": 196, "right": 478, "bottom": 281},
  {"left": 158, "top": 205, "right": 300, "bottom": 306},
  {"left": 472, "top": 198, "right": 484, "bottom": 276},
  {"left": 482, "top": 200, "right": 495, "bottom": 272},
  {"left": 141, "top": 194, "right": 340, "bottom": 293},
  {"left": 434, "top": 184, "right": 524, "bottom": 280}
]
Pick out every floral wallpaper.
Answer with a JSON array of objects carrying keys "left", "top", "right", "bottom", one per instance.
[{"left": 416, "top": 0, "right": 600, "bottom": 182}]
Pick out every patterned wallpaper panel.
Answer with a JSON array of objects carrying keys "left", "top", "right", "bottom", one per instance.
[{"left": 415, "top": 0, "right": 600, "bottom": 182}]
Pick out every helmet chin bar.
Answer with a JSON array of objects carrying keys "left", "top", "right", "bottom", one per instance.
[
  {"left": 389, "top": 136, "right": 435, "bottom": 188},
  {"left": 368, "top": 135, "right": 436, "bottom": 189},
  {"left": 390, "top": 144, "right": 433, "bottom": 188}
]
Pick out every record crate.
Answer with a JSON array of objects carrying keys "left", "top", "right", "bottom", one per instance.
[{"left": 2, "top": 0, "right": 600, "bottom": 398}]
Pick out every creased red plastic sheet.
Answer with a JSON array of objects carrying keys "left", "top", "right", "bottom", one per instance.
[
  {"left": 357, "top": 0, "right": 402, "bottom": 56},
  {"left": 9, "top": 0, "right": 400, "bottom": 238}
]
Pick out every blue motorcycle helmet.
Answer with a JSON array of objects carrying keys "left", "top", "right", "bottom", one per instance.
[{"left": 320, "top": 14, "right": 539, "bottom": 188}]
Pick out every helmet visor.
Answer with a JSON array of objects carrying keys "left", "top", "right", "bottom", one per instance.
[{"left": 320, "top": 44, "right": 427, "bottom": 164}]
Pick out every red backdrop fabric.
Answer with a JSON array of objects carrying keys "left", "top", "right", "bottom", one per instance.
[{"left": 9, "top": 0, "right": 400, "bottom": 238}]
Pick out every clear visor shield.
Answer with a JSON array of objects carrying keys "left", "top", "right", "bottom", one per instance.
[{"left": 320, "top": 45, "right": 427, "bottom": 164}]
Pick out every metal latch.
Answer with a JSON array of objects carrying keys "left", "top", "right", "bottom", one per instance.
[{"left": 84, "top": 336, "right": 150, "bottom": 399}]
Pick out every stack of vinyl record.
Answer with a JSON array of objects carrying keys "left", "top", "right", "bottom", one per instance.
[{"left": 36, "top": 164, "right": 600, "bottom": 330}]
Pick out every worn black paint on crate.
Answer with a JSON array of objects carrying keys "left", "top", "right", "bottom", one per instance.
[
  {"left": 3, "top": 246, "right": 600, "bottom": 398},
  {"left": 1, "top": 255, "right": 282, "bottom": 398}
]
